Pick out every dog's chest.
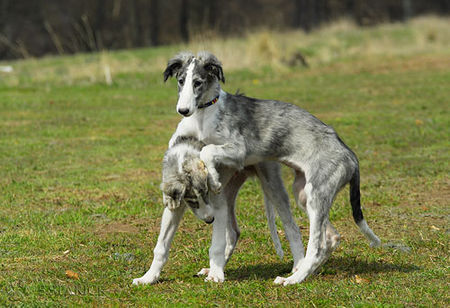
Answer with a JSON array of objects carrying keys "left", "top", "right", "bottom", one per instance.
[{"left": 188, "top": 114, "right": 229, "bottom": 144}]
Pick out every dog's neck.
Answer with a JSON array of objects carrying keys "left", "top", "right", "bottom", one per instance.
[
  {"left": 198, "top": 95, "right": 220, "bottom": 109},
  {"left": 189, "top": 88, "right": 226, "bottom": 142},
  {"left": 198, "top": 82, "right": 221, "bottom": 108},
  {"left": 169, "top": 88, "right": 226, "bottom": 148}
]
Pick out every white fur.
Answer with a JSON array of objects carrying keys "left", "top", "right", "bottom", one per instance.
[
  {"left": 169, "top": 90, "right": 227, "bottom": 147},
  {"left": 169, "top": 143, "right": 194, "bottom": 173},
  {"left": 357, "top": 219, "right": 381, "bottom": 247},
  {"left": 190, "top": 202, "right": 215, "bottom": 223},
  {"left": 177, "top": 61, "right": 196, "bottom": 115},
  {"left": 132, "top": 206, "right": 185, "bottom": 285}
]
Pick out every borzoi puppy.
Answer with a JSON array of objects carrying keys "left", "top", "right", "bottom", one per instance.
[
  {"left": 132, "top": 135, "right": 303, "bottom": 285},
  {"left": 163, "top": 51, "right": 381, "bottom": 285}
]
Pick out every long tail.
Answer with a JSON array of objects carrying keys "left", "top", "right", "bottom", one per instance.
[
  {"left": 350, "top": 169, "right": 381, "bottom": 247},
  {"left": 264, "top": 195, "right": 284, "bottom": 258}
]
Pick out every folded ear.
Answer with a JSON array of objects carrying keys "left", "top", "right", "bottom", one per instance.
[
  {"left": 163, "top": 51, "right": 194, "bottom": 82},
  {"left": 160, "top": 181, "right": 186, "bottom": 209},
  {"left": 198, "top": 51, "right": 225, "bottom": 83},
  {"left": 183, "top": 159, "right": 209, "bottom": 194}
]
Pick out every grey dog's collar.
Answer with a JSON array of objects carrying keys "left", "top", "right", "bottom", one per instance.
[{"left": 198, "top": 95, "right": 219, "bottom": 109}]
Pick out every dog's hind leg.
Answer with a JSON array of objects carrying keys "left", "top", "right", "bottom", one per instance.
[
  {"left": 292, "top": 170, "right": 307, "bottom": 213},
  {"left": 132, "top": 205, "right": 186, "bottom": 285},
  {"left": 274, "top": 182, "right": 331, "bottom": 285},
  {"left": 292, "top": 170, "right": 340, "bottom": 272},
  {"left": 255, "top": 163, "right": 305, "bottom": 273},
  {"left": 275, "top": 160, "right": 354, "bottom": 285}
]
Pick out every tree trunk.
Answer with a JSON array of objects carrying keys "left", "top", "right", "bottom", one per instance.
[
  {"left": 180, "top": 0, "right": 189, "bottom": 42},
  {"left": 150, "top": 0, "right": 159, "bottom": 45}
]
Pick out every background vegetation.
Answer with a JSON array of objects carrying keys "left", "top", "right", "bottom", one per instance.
[
  {"left": 0, "top": 17, "right": 449, "bottom": 306},
  {"left": 1, "top": 0, "right": 449, "bottom": 59}
]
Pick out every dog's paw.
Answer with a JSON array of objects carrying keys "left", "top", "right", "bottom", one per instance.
[
  {"left": 274, "top": 276, "right": 287, "bottom": 285},
  {"left": 163, "top": 195, "right": 178, "bottom": 210},
  {"left": 195, "top": 268, "right": 210, "bottom": 276},
  {"left": 206, "top": 173, "right": 222, "bottom": 194},
  {"left": 274, "top": 276, "right": 300, "bottom": 286},
  {"left": 132, "top": 275, "right": 159, "bottom": 285},
  {"left": 205, "top": 270, "right": 224, "bottom": 283},
  {"left": 209, "top": 180, "right": 222, "bottom": 194},
  {"left": 370, "top": 238, "right": 381, "bottom": 248}
]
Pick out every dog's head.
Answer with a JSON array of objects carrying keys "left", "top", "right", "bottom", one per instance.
[
  {"left": 161, "top": 157, "right": 214, "bottom": 224},
  {"left": 163, "top": 51, "right": 225, "bottom": 117}
]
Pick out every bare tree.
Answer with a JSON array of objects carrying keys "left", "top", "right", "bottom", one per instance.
[
  {"left": 180, "top": 0, "right": 189, "bottom": 42},
  {"left": 150, "top": 0, "right": 159, "bottom": 45}
]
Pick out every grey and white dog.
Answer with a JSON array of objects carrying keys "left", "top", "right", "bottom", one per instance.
[
  {"left": 158, "top": 51, "right": 381, "bottom": 285},
  {"left": 132, "top": 135, "right": 304, "bottom": 285}
]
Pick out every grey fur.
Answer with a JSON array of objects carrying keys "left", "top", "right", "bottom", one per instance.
[
  {"left": 163, "top": 51, "right": 195, "bottom": 82},
  {"left": 166, "top": 51, "right": 381, "bottom": 285},
  {"left": 161, "top": 135, "right": 209, "bottom": 212},
  {"left": 160, "top": 135, "right": 301, "bottom": 257},
  {"left": 164, "top": 52, "right": 225, "bottom": 115}
]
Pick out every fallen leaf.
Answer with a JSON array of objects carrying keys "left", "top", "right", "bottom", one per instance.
[
  {"left": 415, "top": 119, "right": 424, "bottom": 126},
  {"left": 65, "top": 270, "right": 79, "bottom": 280},
  {"left": 354, "top": 275, "right": 369, "bottom": 284}
]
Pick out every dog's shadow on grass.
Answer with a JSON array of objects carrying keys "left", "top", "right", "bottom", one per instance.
[{"left": 226, "top": 257, "right": 420, "bottom": 281}]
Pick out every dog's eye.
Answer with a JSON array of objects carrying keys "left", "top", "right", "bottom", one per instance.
[
  {"left": 193, "top": 80, "right": 202, "bottom": 88},
  {"left": 186, "top": 200, "right": 199, "bottom": 209},
  {"left": 178, "top": 78, "right": 185, "bottom": 86},
  {"left": 184, "top": 197, "right": 199, "bottom": 209}
]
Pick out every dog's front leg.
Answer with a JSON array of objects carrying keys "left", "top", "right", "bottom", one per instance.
[
  {"left": 200, "top": 142, "right": 246, "bottom": 194},
  {"left": 205, "top": 200, "right": 228, "bottom": 283},
  {"left": 132, "top": 206, "right": 185, "bottom": 285}
]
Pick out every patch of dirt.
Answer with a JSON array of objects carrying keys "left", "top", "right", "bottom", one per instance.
[
  {"left": 93, "top": 217, "right": 161, "bottom": 239},
  {"left": 34, "top": 187, "right": 132, "bottom": 209},
  {"left": 94, "top": 221, "right": 140, "bottom": 237},
  {"left": 397, "top": 178, "right": 449, "bottom": 208},
  {"left": 120, "top": 168, "right": 160, "bottom": 181}
]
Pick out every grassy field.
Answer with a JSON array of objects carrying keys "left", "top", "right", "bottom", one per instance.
[{"left": 0, "top": 17, "right": 449, "bottom": 306}]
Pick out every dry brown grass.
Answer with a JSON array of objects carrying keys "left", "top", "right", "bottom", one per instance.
[{"left": 1, "top": 16, "right": 449, "bottom": 87}]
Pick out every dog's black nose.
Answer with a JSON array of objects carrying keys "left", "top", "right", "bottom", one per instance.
[
  {"left": 178, "top": 108, "right": 190, "bottom": 116},
  {"left": 205, "top": 217, "right": 214, "bottom": 224}
]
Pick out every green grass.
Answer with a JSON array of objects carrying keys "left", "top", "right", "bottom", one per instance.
[{"left": 1, "top": 17, "right": 449, "bottom": 306}]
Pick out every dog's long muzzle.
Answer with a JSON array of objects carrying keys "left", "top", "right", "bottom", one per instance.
[{"left": 189, "top": 202, "right": 214, "bottom": 225}]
